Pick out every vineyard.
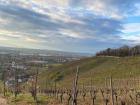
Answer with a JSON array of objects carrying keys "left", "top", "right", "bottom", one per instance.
[
  {"left": 0, "top": 56, "right": 140, "bottom": 105},
  {"left": 1, "top": 68, "right": 140, "bottom": 105},
  {"left": 0, "top": 0, "right": 140, "bottom": 104}
]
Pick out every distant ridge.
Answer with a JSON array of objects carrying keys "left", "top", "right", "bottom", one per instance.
[{"left": 0, "top": 46, "right": 93, "bottom": 57}]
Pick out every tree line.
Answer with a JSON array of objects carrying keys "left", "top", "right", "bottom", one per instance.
[{"left": 96, "top": 45, "right": 140, "bottom": 57}]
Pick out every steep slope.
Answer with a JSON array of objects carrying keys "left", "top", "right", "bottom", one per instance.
[{"left": 39, "top": 56, "right": 140, "bottom": 88}]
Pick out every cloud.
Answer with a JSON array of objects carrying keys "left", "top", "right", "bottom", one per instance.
[
  {"left": 120, "top": 23, "right": 140, "bottom": 44},
  {"left": 0, "top": 3, "right": 123, "bottom": 40},
  {"left": 25, "top": 37, "right": 39, "bottom": 43},
  {"left": 0, "top": 36, "right": 8, "bottom": 41},
  {"left": 123, "top": 23, "right": 140, "bottom": 33},
  {"left": 0, "top": 0, "right": 140, "bottom": 53},
  {"left": 69, "top": 0, "right": 140, "bottom": 19},
  {"left": 121, "top": 34, "right": 140, "bottom": 44}
]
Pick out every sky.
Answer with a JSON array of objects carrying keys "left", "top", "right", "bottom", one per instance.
[{"left": 0, "top": 0, "right": 140, "bottom": 53}]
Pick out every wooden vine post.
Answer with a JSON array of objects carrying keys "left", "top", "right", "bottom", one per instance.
[
  {"left": 34, "top": 66, "right": 39, "bottom": 102},
  {"left": 105, "top": 77, "right": 108, "bottom": 89},
  {"left": 54, "top": 80, "right": 57, "bottom": 98},
  {"left": 2, "top": 62, "right": 8, "bottom": 97},
  {"left": 3, "top": 69, "right": 6, "bottom": 97},
  {"left": 110, "top": 76, "right": 114, "bottom": 105},
  {"left": 72, "top": 66, "right": 79, "bottom": 105},
  {"left": 12, "top": 61, "right": 19, "bottom": 99},
  {"left": 45, "top": 65, "right": 49, "bottom": 93}
]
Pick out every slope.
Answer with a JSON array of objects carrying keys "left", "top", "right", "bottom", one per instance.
[{"left": 39, "top": 56, "right": 140, "bottom": 88}]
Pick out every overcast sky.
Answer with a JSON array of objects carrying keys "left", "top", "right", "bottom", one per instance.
[{"left": 0, "top": 0, "right": 140, "bottom": 53}]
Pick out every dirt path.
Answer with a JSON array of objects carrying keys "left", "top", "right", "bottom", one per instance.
[{"left": 0, "top": 97, "right": 7, "bottom": 105}]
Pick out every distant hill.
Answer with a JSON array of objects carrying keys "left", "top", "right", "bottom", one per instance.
[
  {"left": 0, "top": 46, "right": 92, "bottom": 57},
  {"left": 39, "top": 56, "right": 140, "bottom": 88}
]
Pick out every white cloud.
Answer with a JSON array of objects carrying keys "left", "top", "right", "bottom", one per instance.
[
  {"left": 86, "top": 0, "right": 122, "bottom": 19},
  {"left": 0, "top": 18, "right": 10, "bottom": 24},
  {"left": 25, "top": 37, "right": 39, "bottom": 43},
  {"left": 0, "top": 30, "right": 23, "bottom": 38},
  {"left": 0, "top": 36, "right": 8, "bottom": 41},
  {"left": 121, "top": 34, "right": 140, "bottom": 44},
  {"left": 60, "top": 29, "right": 83, "bottom": 39},
  {"left": 121, "top": 23, "right": 140, "bottom": 44},
  {"left": 123, "top": 23, "right": 140, "bottom": 33},
  {"left": 59, "top": 29, "right": 94, "bottom": 39}
]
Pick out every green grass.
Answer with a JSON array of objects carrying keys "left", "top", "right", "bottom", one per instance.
[
  {"left": 39, "top": 56, "right": 140, "bottom": 88},
  {"left": 6, "top": 93, "right": 49, "bottom": 105}
]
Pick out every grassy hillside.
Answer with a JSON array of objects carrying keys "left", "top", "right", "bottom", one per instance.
[{"left": 39, "top": 56, "right": 140, "bottom": 88}]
